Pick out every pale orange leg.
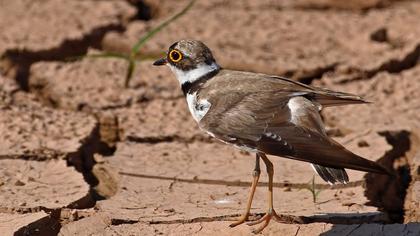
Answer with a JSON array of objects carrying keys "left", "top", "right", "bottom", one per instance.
[
  {"left": 230, "top": 154, "right": 261, "bottom": 227},
  {"left": 247, "top": 153, "right": 282, "bottom": 234}
]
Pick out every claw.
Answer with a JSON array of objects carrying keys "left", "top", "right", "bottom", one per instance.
[
  {"left": 229, "top": 213, "right": 249, "bottom": 228},
  {"left": 247, "top": 209, "right": 283, "bottom": 234}
]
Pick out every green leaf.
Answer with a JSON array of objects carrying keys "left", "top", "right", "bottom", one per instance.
[{"left": 130, "top": 0, "right": 196, "bottom": 57}]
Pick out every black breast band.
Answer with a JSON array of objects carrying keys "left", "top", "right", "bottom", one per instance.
[{"left": 181, "top": 69, "right": 220, "bottom": 96}]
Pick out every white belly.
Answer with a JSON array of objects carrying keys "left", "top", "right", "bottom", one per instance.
[{"left": 186, "top": 92, "right": 211, "bottom": 122}]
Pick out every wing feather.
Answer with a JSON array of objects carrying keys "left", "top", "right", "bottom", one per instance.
[
  {"left": 268, "top": 76, "right": 370, "bottom": 107},
  {"left": 200, "top": 84, "right": 390, "bottom": 175}
]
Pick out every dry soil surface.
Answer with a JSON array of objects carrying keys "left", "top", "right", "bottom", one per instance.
[{"left": 0, "top": 0, "right": 419, "bottom": 235}]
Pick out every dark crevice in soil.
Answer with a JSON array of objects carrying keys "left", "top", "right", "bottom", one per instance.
[
  {"left": 1, "top": 23, "right": 125, "bottom": 91},
  {"left": 0, "top": 206, "right": 51, "bottom": 215},
  {"left": 111, "top": 211, "right": 388, "bottom": 226},
  {"left": 0, "top": 206, "right": 92, "bottom": 234},
  {"left": 293, "top": 2, "right": 391, "bottom": 12},
  {"left": 14, "top": 209, "right": 62, "bottom": 236},
  {"left": 366, "top": 44, "right": 420, "bottom": 77},
  {"left": 67, "top": 123, "right": 117, "bottom": 205},
  {"left": 0, "top": 151, "right": 65, "bottom": 161},
  {"left": 126, "top": 135, "right": 213, "bottom": 144},
  {"left": 126, "top": 135, "right": 177, "bottom": 143},
  {"left": 365, "top": 130, "right": 412, "bottom": 223},
  {"left": 296, "top": 0, "right": 420, "bottom": 12},
  {"left": 285, "top": 63, "right": 339, "bottom": 85},
  {"left": 0, "top": 197, "right": 96, "bottom": 216},
  {"left": 127, "top": 0, "right": 153, "bottom": 21},
  {"left": 339, "top": 43, "right": 420, "bottom": 84},
  {"left": 111, "top": 218, "right": 140, "bottom": 226},
  {"left": 13, "top": 207, "right": 96, "bottom": 236}
]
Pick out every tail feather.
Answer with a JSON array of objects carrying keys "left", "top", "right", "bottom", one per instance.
[
  {"left": 311, "top": 164, "right": 349, "bottom": 185},
  {"left": 260, "top": 127, "right": 394, "bottom": 176},
  {"left": 313, "top": 90, "right": 371, "bottom": 107}
]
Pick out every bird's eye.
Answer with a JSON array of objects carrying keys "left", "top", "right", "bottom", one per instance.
[{"left": 169, "top": 49, "right": 182, "bottom": 62}]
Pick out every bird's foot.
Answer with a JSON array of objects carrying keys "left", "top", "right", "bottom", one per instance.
[
  {"left": 247, "top": 208, "right": 282, "bottom": 234},
  {"left": 229, "top": 213, "right": 249, "bottom": 228}
]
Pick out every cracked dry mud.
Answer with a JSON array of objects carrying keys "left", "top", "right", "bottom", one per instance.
[{"left": 0, "top": 0, "right": 419, "bottom": 235}]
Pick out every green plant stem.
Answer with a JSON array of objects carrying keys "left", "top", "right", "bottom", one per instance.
[
  {"left": 69, "top": 0, "right": 196, "bottom": 88},
  {"left": 125, "top": 60, "right": 136, "bottom": 88},
  {"left": 124, "top": 0, "right": 196, "bottom": 87},
  {"left": 130, "top": 0, "right": 196, "bottom": 57}
]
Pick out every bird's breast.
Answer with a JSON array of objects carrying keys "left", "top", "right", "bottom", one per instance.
[{"left": 186, "top": 92, "right": 211, "bottom": 122}]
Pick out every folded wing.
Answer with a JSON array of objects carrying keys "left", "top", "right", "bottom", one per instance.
[{"left": 201, "top": 88, "right": 391, "bottom": 175}]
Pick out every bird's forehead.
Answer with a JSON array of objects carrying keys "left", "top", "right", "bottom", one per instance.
[{"left": 171, "top": 40, "right": 204, "bottom": 57}]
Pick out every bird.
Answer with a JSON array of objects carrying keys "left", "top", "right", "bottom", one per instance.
[{"left": 153, "top": 39, "right": 392, "bottom": 233}]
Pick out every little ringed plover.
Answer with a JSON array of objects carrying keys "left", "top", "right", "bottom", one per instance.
[{"left": 153, "top": 39, "right": 392, "bottom": 233}]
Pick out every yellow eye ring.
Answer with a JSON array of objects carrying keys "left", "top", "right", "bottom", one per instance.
[{"left": 169, "top": 49, "right": 183, "bottom": 62}]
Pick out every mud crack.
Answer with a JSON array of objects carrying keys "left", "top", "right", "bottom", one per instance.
[
  {"left": 286, "top": 63, "right": 339, "bottom": 85},
  {"left": 126, "top": 134, "right": 213, "bottom": 144},
  {"left": 366, "top": 44, "right": 420, "bottom": 78},
  {"left": 339, "top": 43, "right": 420, "bottom": 84},
  {"left": 1, "top": 24, "right": 125, "bottom": 91},
  {"left": 110, "top": 211, "right": 388, "bottom": 227},
  {"left": 67, "top": 122, "right": 117, "bottom": 202}
]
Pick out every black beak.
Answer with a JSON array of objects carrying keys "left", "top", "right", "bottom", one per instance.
[{"left": 153, "top": 58, "right": 167, "bottom": 66}]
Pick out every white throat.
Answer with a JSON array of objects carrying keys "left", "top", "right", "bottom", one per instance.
[{"left": 168, "top": 62, "right": 220, "bottom": 85}]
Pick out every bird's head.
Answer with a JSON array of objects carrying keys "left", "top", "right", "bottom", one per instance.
[{"left": 153, "top": 39, "right": 220, "bottom": 85}]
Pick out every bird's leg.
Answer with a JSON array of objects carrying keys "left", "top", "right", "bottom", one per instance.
[
  {"left": 247, "top": 153, "right": 282, "bottom": 234},
  {"left": 229, "top": 154, "right": 261, "bottom": 227}
]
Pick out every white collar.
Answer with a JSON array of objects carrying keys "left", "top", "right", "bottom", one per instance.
[{"left": 168, "top": 62, "right": 220, "bottom": 85}]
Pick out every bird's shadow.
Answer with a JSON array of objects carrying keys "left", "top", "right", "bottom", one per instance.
[
  {"left": 294, "top": 212, "right": 420, "bottom": 235},
  {"left": 320, "top": 222, "right": 420, "bottom": 236},
  {"left": 301, "top": 212, "right": 387, "bottom": 225}
]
